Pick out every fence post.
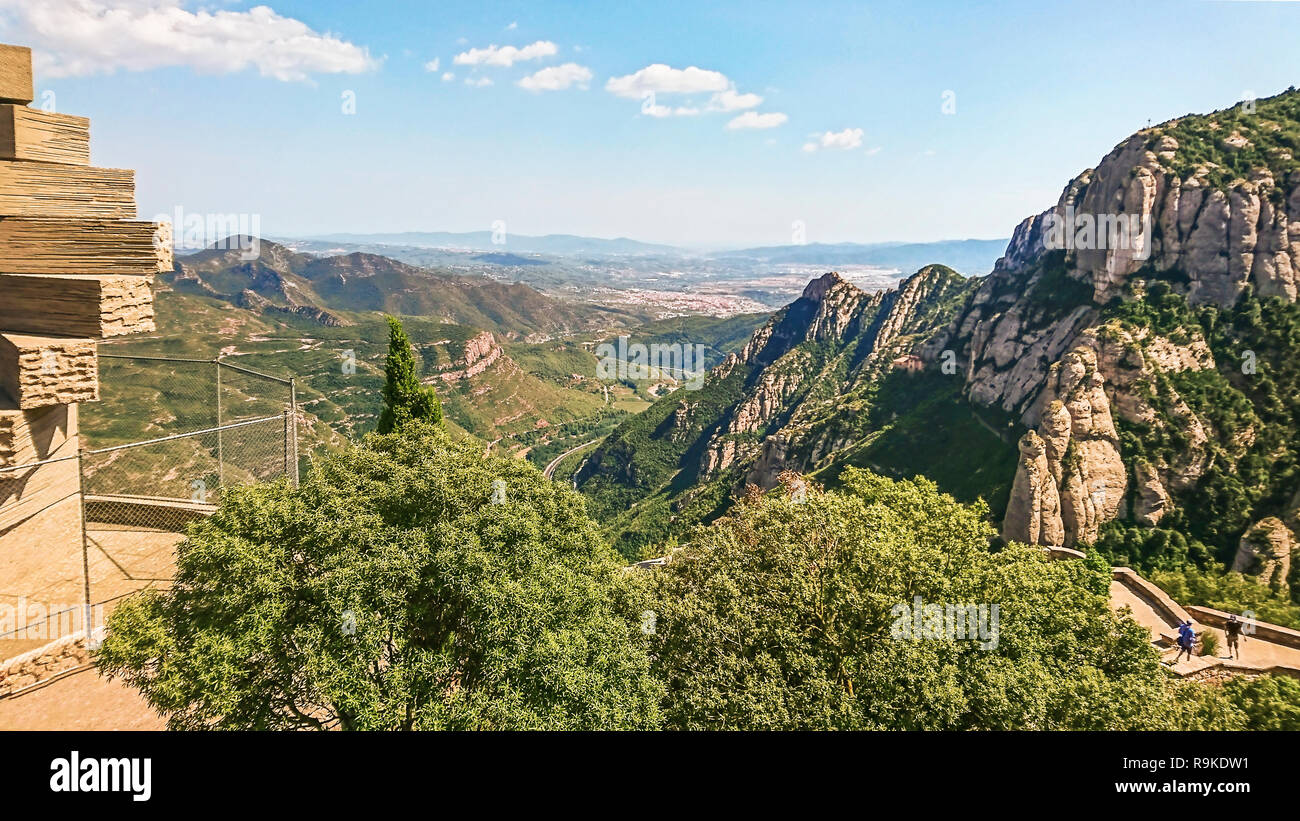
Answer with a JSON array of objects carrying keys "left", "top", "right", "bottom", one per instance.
[
  {"left": 289, "top": 377, "right": 299, "bottom": 488},
  {"left": 283, "top": 408, "right": 292, "bottom": 484},
  {"left": 76, "top": 446, "right": 94, "bottom": 647},
  {"left": 215, "top": 358, "right": 225, "bottom": 491}
]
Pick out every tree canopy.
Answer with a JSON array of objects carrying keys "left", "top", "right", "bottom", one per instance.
[
  {"left": 377, "top": 315, "right": 443, "bottom": 434},
  {"left": 645, "top": 469, "right": 1240, "bottom": 730},
  {"left": 96, "top": 423, "right": 661, "bottom": 730}
]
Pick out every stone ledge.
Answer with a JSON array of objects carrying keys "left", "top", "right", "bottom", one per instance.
[
  {"left": 1185, "top": 604, "right": 1300, "bottom": 653},
  {"left": 1112, "top": 566, "right": 1194, "bottom": 629},
  {"left": 0, "top": 629, "right": 97, "bottom": 699},
  {"left": 0, "top": 331, "right": 97, "bottom": 409}
]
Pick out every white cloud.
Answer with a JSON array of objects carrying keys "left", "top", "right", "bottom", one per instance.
[
  {"left": 518, "top": 62, "right": 592, "bottom": 92},
  {"left": 441, "top": 72, "right": 455, "bottom": 82},
  {"left": 605, "top": 63, "right": 729, "bottom": 98},
  {"left": 424, "top": 57, "right": 440, "bottom": 72},
  {"left": 465, "top": 76, "right": 493, "bottom": 87},
  {"left": 506, "top": 21, "right": 518, "bottom": 30},
  {"left": 2, "top": 0, "right": 379, "bottom": 82},
  {"left": 453, "top": 39, "right": 557, "bottom": 67},
  {"left": 643, "top": 104, "right": 701, "bottom": 118},
  {"left": 865, "top": 146, "right": 883, "bottom": 156},
  {"left": 726, "top": 111, "right": 787, "bottom": 130},
  {"left": 709, "top": 88, "right": 762, "bottom": 111},
  {"left": 802, "top": 128, "right": 864, "bottom": 152}
]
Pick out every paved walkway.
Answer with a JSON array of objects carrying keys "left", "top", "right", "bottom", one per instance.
[
  {"left": 1109, "top": 578, "right": 1300, "bottom": 677},
  {"left": 0, "top": 665, "right": 163, "bottom": 730}
]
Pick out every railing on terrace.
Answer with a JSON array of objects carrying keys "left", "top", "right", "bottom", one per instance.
[{"left": 0, "top": 354, "right": 301, "bottom": 658}]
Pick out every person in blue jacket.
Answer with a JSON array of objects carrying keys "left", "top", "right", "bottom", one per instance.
[{"left": 1173, "top": 620, "right": 1196, "bottom": 663}]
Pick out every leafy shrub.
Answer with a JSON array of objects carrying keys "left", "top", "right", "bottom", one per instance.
[
  {"left": 647, "top": 469, "right": 1240, "bottom": 730},
  {"left": 1223, "top": 675, "right": 1300, "bottom": 731},
  {"left": 1199, "top": 631, "right": 1219, "bottom": 657},
  {"left": 97, "top": 423, "right": 662, "bottom": 730}
]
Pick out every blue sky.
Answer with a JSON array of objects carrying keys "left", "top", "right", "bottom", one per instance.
[{"left": 3, "top": 0, "right": 1299, "bottom": 248}]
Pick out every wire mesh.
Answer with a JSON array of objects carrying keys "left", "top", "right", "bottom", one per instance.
[
  {"left": 0, "top": 356, "right": 298, "bottom": 663},
  {"left": 80, "top": 416, "right": 288, "bottom": 526}
]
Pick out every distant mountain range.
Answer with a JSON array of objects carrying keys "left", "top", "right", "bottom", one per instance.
[
  {"left": 278, "top": 232, "right": 1010, "bottom": 275},
  {"left": 710, "top": 239, "right": 1009, "bottom": 275},
  {"left": 296, "top": 231, "right": 680, "bottom": 256},
  {"left": 169, "top": 238, "right": 649, "bottom": 338}
]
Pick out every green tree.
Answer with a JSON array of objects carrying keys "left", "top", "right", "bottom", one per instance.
[
  {"left": 96, "top": 423, "right": 662, "bottom": 730},
  {"left": 377, "top": 315, "right": 443, "bottom": 434},
  {"left": 647, "top": 469, "right": 1241, "bottom": 730},
  {"left": 1223, "top": 675, "right": 1300, "bottom": 731}
]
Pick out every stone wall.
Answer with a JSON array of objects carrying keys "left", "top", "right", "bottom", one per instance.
[{"left": 0, "top": 630, "right": 92, "bottom": 698}]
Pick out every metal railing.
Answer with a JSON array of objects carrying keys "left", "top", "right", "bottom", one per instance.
[{"left": 0, "top": 355, "right": 301, "bottom": 655}]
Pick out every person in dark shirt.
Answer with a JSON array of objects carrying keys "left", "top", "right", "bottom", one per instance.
[{"left": 1225, "top": 615, "right": 1244, "bottom": 659}]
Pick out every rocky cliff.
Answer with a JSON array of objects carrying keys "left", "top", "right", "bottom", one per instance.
[
  {"left": 429, "top": 330, "right": 503, "bottom": 383},
  {"left": 694, "top": 267, "right": 973, "bottom": 487},
  {"left": 929, "top": 91, "right": 1300, "bottom": 428},
  {"left": 929, "top": 89, "right": 1300, "bottom": 551},
  {"left": 581, "top": 88, "right": 1300, "bottom": 566}
]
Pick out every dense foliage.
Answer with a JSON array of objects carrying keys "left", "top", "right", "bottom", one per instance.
[
  {"left": 822, "top": 370, "right": 1018, "bottom": 518},
  {"left": 96, "top": 424, "right": 661, "bottom": 730},
  {"left": 98, "top": 427, "right": 1297, "bottom": 731},
  {"left": 1097, "top": 282, "right": 1300, "bottom": 589},
  {"left": 1146, "top": 567, "right": 1300, "bottom": 631},
  {"left": 1223, "top": 675, "right": 1300, "bottom": 731},
  {"left": 645, "top": 470, "right": 1238, "bottom": 730},
  {"left": 1153, "top": 87, "right": 1300, "bottom": 191}
]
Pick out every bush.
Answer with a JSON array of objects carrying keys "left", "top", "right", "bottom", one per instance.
[
  {"left": 647, "top": 468, "right": 1240, "bottom": 730},
  {"left": 96, "top": 423, "right": 661, "bottom": 730},
  {"left": 1199, "top": 631, "right": 1219, "bottom": 657}
]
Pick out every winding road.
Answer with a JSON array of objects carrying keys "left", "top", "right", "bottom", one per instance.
[{"left": 543, "top": 439, "right": 601, "bottom": 480}]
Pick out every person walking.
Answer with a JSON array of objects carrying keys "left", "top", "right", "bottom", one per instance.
[
  {"left": 1174, "top": 620, "right": 1196, "bottom": 664},
  {"left": 1225, "top": 615, "right": 1244, "bottom": 660}
]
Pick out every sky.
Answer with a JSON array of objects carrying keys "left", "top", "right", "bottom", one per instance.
[{"left": 1, "top": 0, "right": 1299, "bottom": 249}]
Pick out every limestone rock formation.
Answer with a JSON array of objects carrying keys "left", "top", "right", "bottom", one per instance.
[
  {"left": 1133, "top": 463, "right": 1171, "bottom": 527},
  {"left": 433, "top": 331, "right": 503, "bottom": 383},
  {"left": 931, "top": 125, "right": 1300, "bottom": 429},
  {"left": 1002, "top": 347, "right": 1126, "bottom": 546},
  {"left": 1232, "top": 517, "right": 1294, "bottom": 590},
  {"left": 743, "top": 435, "right": 789, "bottom": 490},
  {"left": 1002, "top": 430, "right": 1064, "bottom": 546}
]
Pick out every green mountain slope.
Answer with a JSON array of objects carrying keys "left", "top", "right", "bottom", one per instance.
[
  {"left": 171, "top": 238, "right": 649, "bottom": 339},
  {"left": 574, "top": 265, "right": 997, "bottom": 557}
]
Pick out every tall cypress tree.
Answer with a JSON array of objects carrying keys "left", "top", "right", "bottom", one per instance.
[{"left": 377, "top": 316, "right": 443, "bottom": 434}]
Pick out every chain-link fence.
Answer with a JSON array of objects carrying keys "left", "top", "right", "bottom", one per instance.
[
  {"left": 0, "top": 355, "right": 300, "bottom": 662},
  {"left": 81, "top": 414, "right": 294, "bottom": 527}
]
